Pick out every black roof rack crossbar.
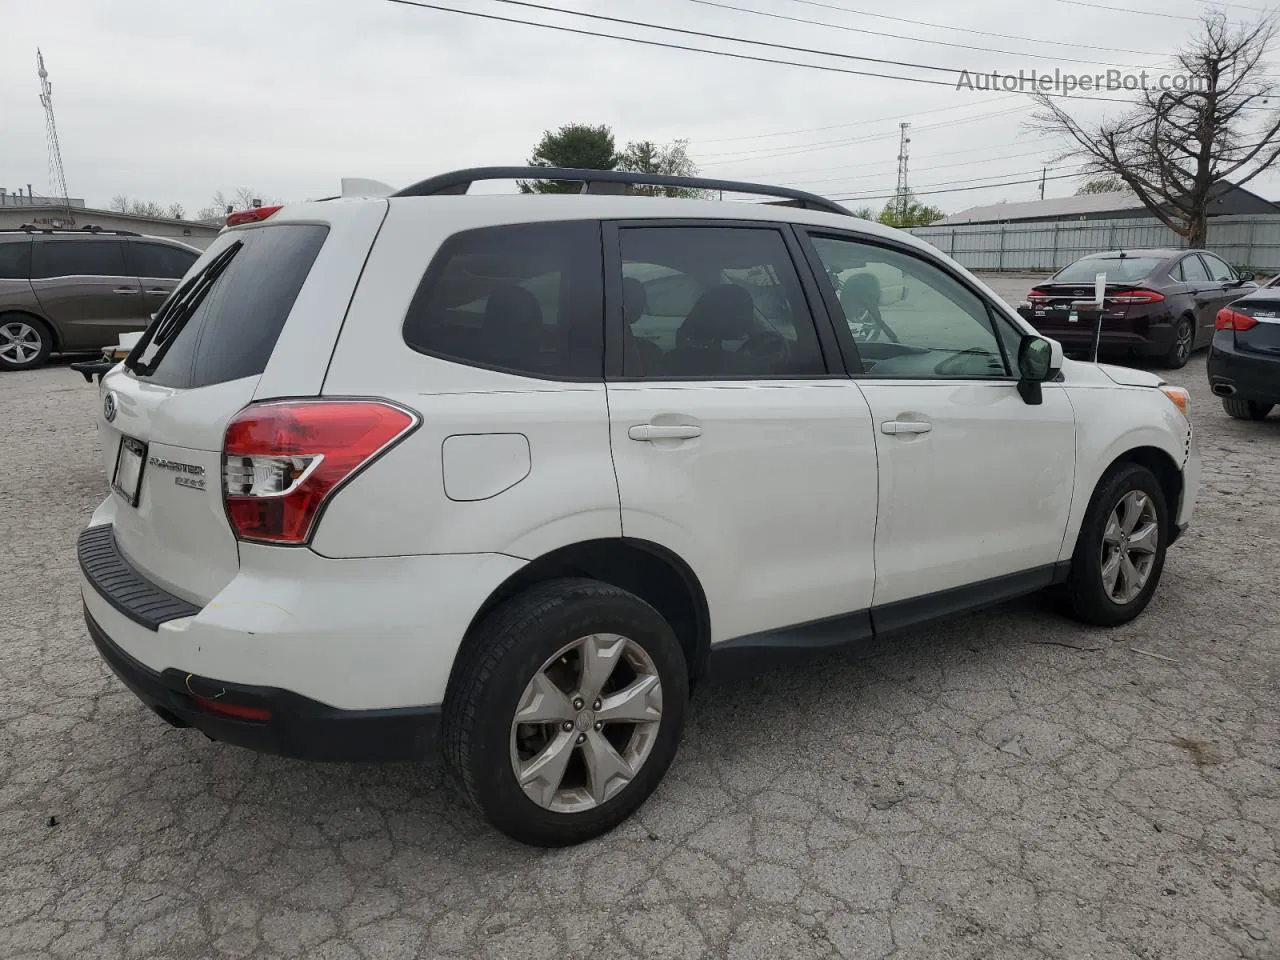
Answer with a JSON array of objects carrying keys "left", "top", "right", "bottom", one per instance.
[
  {"left": 1, "top": 225, "right": 141, "bottom": 236},
  {"left": 391, "top": 166, "right": 852, "bottom": 217}
]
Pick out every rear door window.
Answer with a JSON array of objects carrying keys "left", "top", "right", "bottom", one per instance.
[
  {"left": 1177, "top": 256, "right": 1210, "bottom": 283},
  {"left": 402, "top": 221, "right": 604, "bottom": 379},
  {"left": 1199, "top": 253, "right": 1237, "bottom": 282},
  {"left": 129, "top": 224, "right": 328, "bottom": 389},
  {"left": 0, "top": 240, "right": 30, "bottom": 280},
  {"left": 127, "top": 241, "right": 199, "bottom": 279},
  {"left": 31, "top": 239, "right": 129, "bottom": 279}
]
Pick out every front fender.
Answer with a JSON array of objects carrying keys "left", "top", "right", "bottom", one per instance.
[{"left": 1058, "top": 384, "right": 1190, "bottom": 562}]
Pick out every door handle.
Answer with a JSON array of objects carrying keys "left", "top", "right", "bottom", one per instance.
[
  {"left": 112, "top": 287, "right": 140, "bottom": 295},
  {"left": 628, "top": 423, "right": 702, "bottom": 441},
  {"left": 145, "top": 288, "right": 171, "bottom": 296},
  {"left": 881, "top": 420, "right": 932, "bottom": 435}
]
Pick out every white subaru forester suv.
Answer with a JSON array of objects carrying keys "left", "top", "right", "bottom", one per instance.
[{"left": 79, "top": 167, "right": 1199, "bottom": 846}]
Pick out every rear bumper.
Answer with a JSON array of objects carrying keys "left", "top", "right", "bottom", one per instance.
[
  {"left": 77, "top": 515, "right": 526, "bottom": 757},
  {"left": 1207, "top": 339, "right": 1280, "bottom": 404},
  {"left": 85, "top": 607, "right": 440, "bottom": 762},
  {"left": 1017, "top": 308, "right": 1174, "bottom": 355}
]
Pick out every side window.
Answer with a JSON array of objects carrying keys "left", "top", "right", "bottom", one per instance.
[
  {"left": 31, "top": 240, "right": 129, "bottom": 280},
  {"left": 1199, "top": 253, "right": 1236, "bottom": 283},
  {"left": 808, "top": 233, "right": 1010, "bottom": 378},
  {"left": 617, "top": 226, "right": 825, "bottom": 379},
  {"left": 128, "top": 242, "right": 198, "bottom": 279},
  {"left": 1178, "top": 255, "right": 1210, "bottom": 283},
  {"left": 403, "top": 221, "right": 603, "bottom": 379},
  {"left": 0, "top": 240, "right": 31, "bottom": 280}
]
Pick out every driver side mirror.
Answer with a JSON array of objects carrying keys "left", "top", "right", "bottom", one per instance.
[
  {"left": 1016, "top": 335, "right": 1059, "bottom": 405},
  {"left": 1238, "top": 271, "right": 1255, "bottom": 283}
]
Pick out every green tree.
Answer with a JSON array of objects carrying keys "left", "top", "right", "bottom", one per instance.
[
  {"left": 518, "top": 123, "right": 618, "bottom": 194},
  {"left": 877, "top": 193, "right": 946, "bottom": 227},
  {"left": 1075, "top": 176, "right": 1125, "bottom": 195},
  {"left": 850, "top": 205, "right": 878, "bottom": 220},
  {"left": 616, "top": 138, "right": 708, "bottom": 197}
]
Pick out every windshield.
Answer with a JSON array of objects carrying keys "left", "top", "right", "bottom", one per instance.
[{"left": 1052, "top": 257, "right": 1162, "bottom": 284}]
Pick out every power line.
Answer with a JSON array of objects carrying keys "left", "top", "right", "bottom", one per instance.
[
  {"left": 776, "top": 146, "right": 1064, "bottom": 185},
  {"left": 836, "top": 166, "right": 1066, "bottom": 199},
  {"left": 383, "top": 0, "right": 1148, "bottom": 103},
  {"left": 695, "top": 95, "right": 1026, "bottom": 144},
  {"left": 771, "top": 0, "right": 1165, "bottom": 57},
  {"left": 382, "top": 0, "right": 959, "bottom": 88},
  {"left": 832, "top": 171, "right": 1081, "bottom": 202},
  {"left": 696, "top": 105, "right": 1033, "bottom": 163},
  {"left": 1050, "top": 0, "right": 1210, "bottom": 21},
  {"left": 686, "top": 0, "right": 1166, "bottom": 70}
]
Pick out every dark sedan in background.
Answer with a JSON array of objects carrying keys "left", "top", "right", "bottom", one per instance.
[
  {"left": 1017, "top": 248, "right": 1257, "bottom": 369},
  {"left": 1209, "top": 278, "right": 1280, "bottom": 420}
]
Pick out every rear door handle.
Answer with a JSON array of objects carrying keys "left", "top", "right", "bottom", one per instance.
[
  {"left": 112, "top": 287, "right": 140, "bottom": 295},
  {"left": 145, "top": 288, "right": 171, "bottom": 296},
  {"left": 628, "top": 423, "right": 702, "bottom": 441},
  {"left": 881, "top": 420, "right": 932, "bottom": 435}
]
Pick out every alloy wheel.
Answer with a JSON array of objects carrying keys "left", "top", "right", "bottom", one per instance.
[
  {"left": 0, "top": 321, "right": 43, "bottom": 365},
  {"left": 1175, "top": 319, "right": 1193, "bottom": 363},
  {"left": 1100, "top": 490, "right": 1159, "bottom": 604},
  {"left": 510, "top": 633, "right": 663, "bottom": 814}
]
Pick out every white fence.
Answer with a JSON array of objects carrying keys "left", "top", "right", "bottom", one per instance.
[{"left": 907, "top": 214, "right": 1280, "bottom": 272}]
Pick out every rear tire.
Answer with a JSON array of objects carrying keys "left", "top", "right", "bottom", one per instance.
[
  {"left": 1222, "top": 397, "right": 1273, "bottom": 420},
  {"left": 442, "top": 578, "right": 688, "bottom": 847},
  {"left": 0, "top": 315, "right": 53, "bottom": 371},
  {"left": 1064, "top": 463, "right": 1169, "bottom": 627},
  {"left": 1161, "top": 315, "right": 1194, "bottom": 369}
]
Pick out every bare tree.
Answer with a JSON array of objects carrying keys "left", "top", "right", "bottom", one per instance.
[
  {"left": 196, "top": 187, "right": 280, "bottom": 221},
  {"left": 616, "top": 138, "right": 709, "bottom": 197},
  {"left": 167, "top": 202, "right": 185, "bottom": 220},
  {"left": 109, "top": 194, "right": 175, "bottom": 219},
  {"left": 1075, "top": 176, "right": 1125, "bottom": 195},
  {"left": 1030, "top": 12, "right": 1280, "bottom": 248}
]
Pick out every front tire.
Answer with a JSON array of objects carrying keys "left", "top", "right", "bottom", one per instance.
[
  {"left": 1064, "top": 463, "right": 1169, "bottom": 627},
  {"left": 1222, "top": 397, "right": 1273, "bottom": 420},
  {"left": 442, "top": 578, "right": 689, "bottom": 847},
  {"left": 1161, "top": 315, "right": 1194, "bottom": 369},
  {"left": 0, "top": 315, "right": 53, "bottom": 371}
]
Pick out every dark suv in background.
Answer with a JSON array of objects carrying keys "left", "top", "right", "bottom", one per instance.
[
  {"left": 0, "top": 227, "right": 200, "bottom": 371},
  {"left": 1017, "top": 248, "right": 1256, "bottom": 369}
]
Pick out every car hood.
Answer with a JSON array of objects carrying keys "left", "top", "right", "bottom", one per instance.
[
  {"left": 1058, "top": 358, "right": 1164, "bottom": 388},
  {"left": 1096, "top": 363, "right": 1164, "bottom": 388}
]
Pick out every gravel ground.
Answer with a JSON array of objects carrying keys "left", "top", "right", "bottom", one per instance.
[{"left": 1, "top": 303, "right": 1278, "bottom": 958}]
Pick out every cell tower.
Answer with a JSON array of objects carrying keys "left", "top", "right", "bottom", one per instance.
[
  {"left": 894, "top": 122, "right": 911, "bottom": 222},
  {"left": 37, "top": 48, "right": 72, "bottom": 220}
]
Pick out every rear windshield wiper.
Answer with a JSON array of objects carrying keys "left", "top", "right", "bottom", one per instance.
[{"left": 126, "top": 241, "right": 243, "bottom": 377}]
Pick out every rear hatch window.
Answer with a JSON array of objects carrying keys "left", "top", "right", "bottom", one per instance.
[
  {"left": 1052, "top": 258, "right": 1161, "bottom": 284},
  {"left": 128, "top": 224, "right": 328, "bottom": 389}
]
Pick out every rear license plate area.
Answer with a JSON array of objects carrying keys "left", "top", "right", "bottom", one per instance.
[{"left": 112, "top": 436, "right": 147, "bottom": 507}]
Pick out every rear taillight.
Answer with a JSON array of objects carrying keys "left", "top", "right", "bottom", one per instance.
[
  {"left": 1026, "top": 287, "right": 1051, "bottom": 304},
  {"left": 222, "top": 399, "right": 419, "bottom": 545},
  {"left": 1216, "top": 307, "right": 1258, "bottom": 331},
  {"left": 1105, "top": 289, "right": 1165, "bottom": 305},
  {"left": 225, "top": 205, "right": 282, "bottom": 227}
]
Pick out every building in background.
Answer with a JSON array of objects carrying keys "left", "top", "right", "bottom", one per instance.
[
  {"left": 0, "top": 186, "right": 220, "bottom": 248},
  {"left": 938, "top": 179, "right": 1279, "bottom": 226}
]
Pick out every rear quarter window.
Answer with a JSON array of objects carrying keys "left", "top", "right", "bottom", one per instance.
[
  {"left": 134, "top": 224, "right": 328, "bottom": 389},
  {"left": 402, "top": 220, "right": 604, "bottom": 379},
  {"left": 0, "top": 240, "right": 31, "bottom": 280}
]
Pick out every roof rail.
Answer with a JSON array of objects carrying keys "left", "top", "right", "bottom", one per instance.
[
  {"left": 391, "top": 166, "right": 853, "bottom": 217},
  {"left": 1, "top": 224, "right": 141, "bottom": 236}
]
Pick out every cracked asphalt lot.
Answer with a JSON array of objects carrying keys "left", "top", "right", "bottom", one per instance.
[{"left": 2, "top": 280, "right": 1278, "bottom": 959}]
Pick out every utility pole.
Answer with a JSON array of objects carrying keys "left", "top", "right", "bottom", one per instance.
[
  {"left": 37, "top": 49, "right": 72, "bottom": 224},
  {"left": 894, "top": 122, "right": 911, "bottom": 223},
  {"left": 1039, "top": 166, "right": 1047, "bottom": 200}
]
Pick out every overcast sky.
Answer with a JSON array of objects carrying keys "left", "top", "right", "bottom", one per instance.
[{"left": 3, "top": 0, "right": 1278, "bottom": 217}]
